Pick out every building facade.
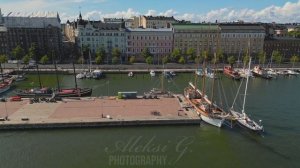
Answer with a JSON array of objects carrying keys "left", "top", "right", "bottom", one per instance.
[
  {"left": 173, "top": 23, "right": 220, "bottom": 56},
  {"left": 0, "top": 9, "right": 62, "bottom": 60},
  {"left": 264, "top": 37, "right": 300, "bottom": 60},
  {"left": 219, "top": 24, "right": 265, "bottom": 56},
  {"left": 139, "top": 15, "right": 177, "bottom": 28},
  {"left": 65, "top": 13, "right": 127, "bottom": 62},
  {"left": 126, "top": 28, "right": 173, "bottom": 61}
]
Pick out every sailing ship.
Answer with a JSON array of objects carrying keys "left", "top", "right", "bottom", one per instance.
[
  {"left": 184, "top": 53, "right": 228, "bottom": 127},
  {"left": 230, "top": 57, "right": 263, "bottom": 132},
  {"left": 16, "top": 62, "right": 92, "bottom": 98}
]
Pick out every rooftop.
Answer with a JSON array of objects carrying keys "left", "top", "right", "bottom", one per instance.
[
  {"left": 172, "top": 23, "right": 219, "bottom": 31},
  {"left": 126, "top": 28, "right": 173, "bottom": 32}
]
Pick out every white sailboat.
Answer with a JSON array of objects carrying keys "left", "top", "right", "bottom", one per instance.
[{"left": 230, "top": 57, "right": 264, "bottom": 132}]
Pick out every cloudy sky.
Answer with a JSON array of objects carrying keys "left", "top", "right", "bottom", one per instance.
[{"left": 1, "top": 0, "right": 300, "bottom": 23}]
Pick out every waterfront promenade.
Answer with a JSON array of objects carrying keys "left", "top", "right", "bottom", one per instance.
[
  {"left": 3, "top": 62, "right": 300, "bottom": 74},
  {"left": 0, "top": 95, "right": 200, "bottom": 130}
]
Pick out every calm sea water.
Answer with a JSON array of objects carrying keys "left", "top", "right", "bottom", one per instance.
[{"left": 0, "top": 73, "right": 299, "bottom": 168}]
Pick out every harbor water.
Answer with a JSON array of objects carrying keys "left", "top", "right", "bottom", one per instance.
[{"left": 0, "top": 73, "right": 300, "bottom": 168}]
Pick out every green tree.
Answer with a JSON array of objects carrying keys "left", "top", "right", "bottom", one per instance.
[
  {"left": 95, "top": 56, "right": 103, "bottom": 65},
  {"left": 129, "top": 56, "right": 135, "bottom": 64},
  {"left": 202, "top": 50, "right": 209, "bottom": 61},
  {"left": 186, "top": 48, "right": 196, "bottom": 61},
  {"left": 194, "top": 55, "right": 202, "bottom": 64},
  {"left": 227, "top": 56, "right": 236, "bottom": 68},
  {"left": 23, "top": 54, "right": 31, "bottom": 64},
  {"left": 12, "top": 45, "right": 25, "bottom": 70},
  {"left": 162, "top": 56, "right": 169, "bottom": 64},
  {"left": 0, "top": 54, "right": 8, "bottom": 64},
  {"left": 178, "top": 56, "right": 186, "bottom": 64},
  {"left": 96, "top": 47, "right": 106, "bottom": 59},
  {"left": 145, "top": 56, "right": 153, "bottom": 64},
  {"left": 171, "top": 48, "right": 181, "bottom": 62},
  {"left": 12, "top": 45, "right": 24, "bottom": 60},
  {"left": 216, "top": 49, "right": 224, "bottom": 63},
  {"left": 39, "top": 55, "right": 49, "bottom": 64},
  {"left": 243, "top": 55, "right": 250, "bottom": 67},
  {"left": 112, "top": 48, "right": 121, "bottom": 58},
  {"left": 28, "top": 43, "right": 37, "bottom": 60},
  {"left": 290, "top": 55, "right": 299, "bottom": 67},
  {"left": 77, "top": 56, "right": 85, "bottom": 64},
  {"left": 112, "top": 56, "right": 119, "bottom": 64},
  {"left": 141, "top": 48, "right": 152, "bottom": 59},
  {"left": 0, "top": 54, "right": 8, "bottom": 69},
  {"left": 258, "top": 50, "right": 266, "bottom": 65},
  {"left": 272, "top": 50, "right": 283, "bottom": 64}
]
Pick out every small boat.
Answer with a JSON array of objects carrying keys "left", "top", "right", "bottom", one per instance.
[
  {"left": 85, "top": 72, "right": 93, "bottom": 79},
  {"left": 277, "top": 70, "right": 288, "bottom": 76},
  {"left": 266, "top": 68, "right": 278, "bottom": 76},
  {"left": 76, "top": 72, "right": 85, "bottom": 79},
  {"left": 16, "top": 87, "right": 92, "bottom": 98},
  {"left": 92, "top": 70, "right": 103, "bottom": 79},
  {"left": 238, "top": 69, "right": 254, "bottom": 79},
  {"left": 169, "top": 71, "right": 176, "bottom": 76},
  {"left": 230, "top": 57, "right": 264, "bottom": 132},
  {"left": 150, "top": 70, "right": 155, "bottom": 77},
  {"left": 252, "top": 66, "right": 272, "bottom": 79},
  {"left": 162, "top": 70, "right": 175, "bottom": 78},
  {"left": 287, "top": 69, "right": 299, "bottom": 75},
  {"left": 12, "top": 74, "right": 27, "bottom": 82},
  {"left": 205, "top": 68, "right": 217, "bottom": 79},
  {"left": 223, "top": 66, "right": 241, "bottom": 80},
  {"left": 195, "top": 69, "right": 203, "bottom": 76},
  {"left": 128, "top": 71, "right": 134, "bottom": 77},
  {"left": 0, "top": 79, "right": 13, "bottom": 94}
]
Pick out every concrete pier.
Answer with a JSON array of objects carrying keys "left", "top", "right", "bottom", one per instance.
[{"left": 0, "top": 95, "right": 201, "bottom": 130}]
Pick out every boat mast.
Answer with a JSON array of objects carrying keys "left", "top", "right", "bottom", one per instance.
[
  {"left": 72, "top": 62, "right": 78, "bottom": 89},
  {"left": 89, "top": 50, "right": 92, "bottom": 72},
  {"left": 53, "top": 50, "right": 60, "bottom": 90},
  {"left": 36, "top": 62, "right": 42, "bottom": 89},
  {"left": 242, "top": 43, "right": 251, "bottom": 114},
  {"left": 161, "top": 64, "right": 165, "bottom": 93},
  {"left": 0, "top": 63, "right": 4, "bottom": 83}
]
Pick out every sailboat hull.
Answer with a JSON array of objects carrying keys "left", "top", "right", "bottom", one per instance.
[
  {"left": 0, "top": 85, "right": 10, "bottom": 94},
  {"left": 201, "top": 114, "right": 224, "bottom": 127},
  {"left": 230, "top": 110, "right": 263, "bottom": 132}
]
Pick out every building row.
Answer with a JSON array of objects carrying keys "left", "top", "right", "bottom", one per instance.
[
  {"left": 64, "top": 13, "right": 266, "bottom": 62},
  {"left": 0, "top": 9, "right": 300, "bottom": 63}
]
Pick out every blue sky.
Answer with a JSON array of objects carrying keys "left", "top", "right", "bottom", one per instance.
[{"left": 1, "top": 0, "right": 300, "bottom": 23}]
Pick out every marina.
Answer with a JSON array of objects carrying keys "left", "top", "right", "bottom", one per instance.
[{"left": 0, "top": 70, "right": 300, "bottom": 168}]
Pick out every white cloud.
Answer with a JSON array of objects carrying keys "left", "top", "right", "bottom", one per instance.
[{"left": 145, "top": 10, "right": 157, "bottom": 16}]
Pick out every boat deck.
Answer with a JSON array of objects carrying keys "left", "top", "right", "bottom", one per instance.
[{"left": 0, "top": 95, "right": 200, "bottom": 129}]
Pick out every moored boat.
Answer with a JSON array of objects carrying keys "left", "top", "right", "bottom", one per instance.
[
  {"left": 0, "top": 79, "right": 13, "bottom": 94},
  {"left": 252, "top": 66, "right": 272, "bottom": 79},
  {"left": 92, "top": 70, "right": 104, "bottom": 79},
  {"left": 230, "top": 57, "right": 264, "bottom": 132},
  {"left": 223, "top": 66, "right": 241, "bottom": 80},
  {"left": 128, "top": 71, "right": 134, "bottom": 77},
  {"left": 150, "top": 70, "right": 155, "bottom": 77}
]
